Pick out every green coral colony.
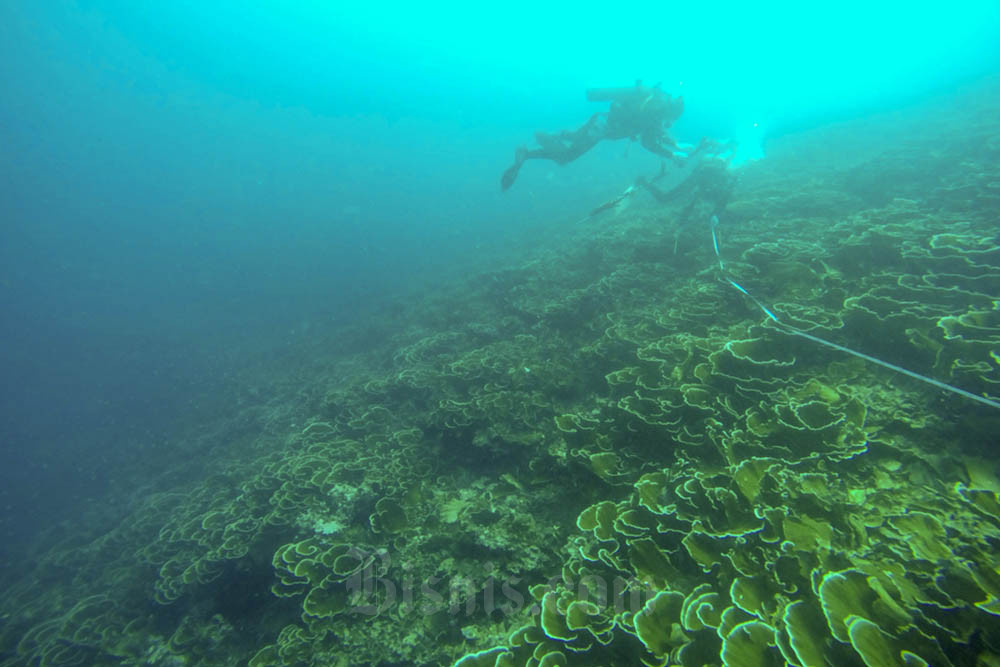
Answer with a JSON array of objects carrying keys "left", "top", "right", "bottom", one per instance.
[{"left": 3, "top": 100, "right": 1000, "bottom": 666}]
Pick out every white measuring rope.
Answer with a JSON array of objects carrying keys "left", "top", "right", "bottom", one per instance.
[{"left": 708, "top": 215, "right": 1000, "bottom": 411}]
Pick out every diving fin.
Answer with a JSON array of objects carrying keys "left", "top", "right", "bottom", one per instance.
[
  {"left": 501, "top": 162, "right": 522, "bottom": 191},
  {"left": 501, "top": 149, "right": 527, "bottom": 191}
]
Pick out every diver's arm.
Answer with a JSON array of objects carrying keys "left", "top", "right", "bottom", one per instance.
[
  {"left": 640, "top": 133, "right": 683, "bottom": 161},
  {"left": 635, "top": 176, "right": 677, "bottom": 204}
]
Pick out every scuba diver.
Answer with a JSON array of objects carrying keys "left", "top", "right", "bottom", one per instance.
[
  {"left": 501, "top": 81, "right": 710, "bottom": 191},
  {"left": 635, "top": 154, "right": 737, "bottom": 222}
]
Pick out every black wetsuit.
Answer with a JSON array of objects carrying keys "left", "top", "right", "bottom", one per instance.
[{"left": 501, "top": 85, "right": 683, "bottom": 191}]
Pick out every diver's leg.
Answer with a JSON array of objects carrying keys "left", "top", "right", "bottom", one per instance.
[
  {"left": 546, "top": 114, "right": 605, "bottom": 164},
  {"left": 501, "top": 115, "right": 606, "bottom": 190},
  {"left": 554, "top": 134, "right": 601, "bottom": 163},
  {"left": 533, "top": 114, "right": 605, "bottom": 163}
]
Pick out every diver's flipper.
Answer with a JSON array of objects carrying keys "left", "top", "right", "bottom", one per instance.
[{"left": 501, "top": 161, "right": 523, "bottom": 191}]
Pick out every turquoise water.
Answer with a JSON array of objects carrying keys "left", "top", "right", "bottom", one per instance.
[{"left": 2, "top": 2, "right": 999, "bottom": 665}]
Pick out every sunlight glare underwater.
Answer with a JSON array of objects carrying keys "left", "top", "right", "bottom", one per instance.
[{"left": 132, "top": 0, "right": 1000, "bottom": 161}]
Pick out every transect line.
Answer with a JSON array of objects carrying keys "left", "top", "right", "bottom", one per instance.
[{"left": 708, "top": 215, "right": 1000, "bottom": 411}]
